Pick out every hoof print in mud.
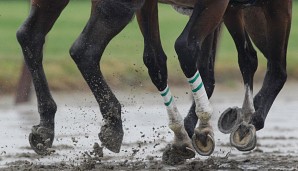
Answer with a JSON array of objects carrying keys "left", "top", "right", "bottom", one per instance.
[
  {"left": 162, "top": 144, "right": 195, "bottom": 166},
  {"left": 230, "top": 122, "right": 256, "bottom": 151},
  {"left": 98, "top": 123, "right": 124, "bottom": 153},
  {"left": 29, "top": 125, "right": 54, "bottom": 155}
]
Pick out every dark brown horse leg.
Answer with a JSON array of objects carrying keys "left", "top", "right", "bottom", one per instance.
[
  {"left": 219, "top": 7, "right": 258, "bottom": 151},
  {"left": 70, "top": 0, "right": 144, "bottom": 153},
  {"left": 15, "top": 63, "right": 32, "bottom": 104},
  {"left": 16, "top": 0, "right": 69, "bottom": 155},
  {"left": 136, "top": 0, "right": 167, "bottom": 92},
  {"left": 247, "top": 1, "right": 292, "bottom": 131},
  {"left": 137, "top": 0, "right": 195, "bottom": 165},
  {"left": 184, "top": 26, "right": 220, "bottom": 138},
  {"left": 175, "top": 0, "right": 229, "bottom": 156},
  {"left": 198, "top": 26, "right": 220, "bottom": 98}
]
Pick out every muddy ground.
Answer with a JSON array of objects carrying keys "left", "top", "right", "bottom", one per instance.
[{"left": 0, "top": 83, "right": 298, "bottom": 170}]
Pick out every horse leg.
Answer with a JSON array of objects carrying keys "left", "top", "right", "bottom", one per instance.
[
  {"left": 218, "top": 7, "right": 258, "bottom": 151},
  {"left": 247, "top": 1, "right": 292, "bottom": 131},
  {"left": 175, "top": 0, "right": 229, "bottom": 156},
  {"left": 198, "top": 26, "right": 221, "bottom": 98},
  {"left": 137, "top": 0, "right": 195, "bottom": 165},
  {"left": 16, "top": 0, "right": 69, "bottom": 155},
  {"left": 69, "top": 0, "right": 144, "bottom": 153},
  {"left": 184, "top": 26, "right": 220, "bottom": 138}
]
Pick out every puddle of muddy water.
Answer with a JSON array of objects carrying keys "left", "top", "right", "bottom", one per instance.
[{"left": 0, "top": 83, "right": 298, "bottom": 170}]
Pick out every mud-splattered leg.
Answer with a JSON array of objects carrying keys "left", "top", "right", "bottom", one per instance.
[
  {"left": 70, "top": 0, "right": 144, "bottom": 153},
  {"left": 218, "top": 2, "right": 292, "bottom": 151},
  {"left": 184, "top": 27, "right": 220, "bottom": 138},
  {"left": 175, "top": 0, "right": 229, "bottom": 155},
  {"left": 159, "top": 86, "right": 196, "bottom": 165},
  {"left": 16, "top": 0, "right": 70, "bottom": 155},
  {"left": 136, "top": 0, "right": 195, "bottom": 165},
  {"left": 186, "top": 71, "right": 215, "bottom": 155},
  {"left": 250, "top": 1, "right": 291, "bottom": 131},
  {"left": 217, "top": 7, "right": 258, "bottom": 151}
]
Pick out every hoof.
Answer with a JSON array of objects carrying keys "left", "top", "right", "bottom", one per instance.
[
  {"left": 230, "top": 122, "right": 256, "bottom": 150},
  {"left": 236, "top": 134, "right": 257, "bottom": 151},
  {"left": 218, "top": 107, "right": 242, "bottom": 134},
  {"left": 29, "top": 125, "right": 54, "bottom": 155},
  {"left": 162, "top": 144, "right": 195, "bottom": 165},
  {"left": 98, "top": 121, "right": 124, "bottom": 153},
  {"left": 192, "top": 127, "right": 215, "bottom": 156}
]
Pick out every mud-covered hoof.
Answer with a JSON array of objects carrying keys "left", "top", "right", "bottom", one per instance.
[
  {"left": 98, "top": 121, "right": 124, "bottom": 153},
  {"left": 218, "top": 107, "right": 242, "bottom": 134},
  {"left": 230, "top": 122, "right": 256, "bottom": 150},
  {"left": 236, "top": 134, "right": 257, "bottom": 151},
  {"left": 162, "top": 144, "right": 195, "bottom": 165},
  {"left": 192, "top": 127, "right": 215, "bottom": 156},
  {"left": 29, "top": 125, "right": 54, "bottom": 155}
]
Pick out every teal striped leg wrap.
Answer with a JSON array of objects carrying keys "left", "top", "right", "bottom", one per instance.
[
  {"left": 188, "top": 71, "right": 204, "bottom": 93},
  {"left": 160, "top": 86, "right": 173, "bottom": 107}
]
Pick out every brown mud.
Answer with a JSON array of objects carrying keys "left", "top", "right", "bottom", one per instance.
[
  {"left": 3, "top": 149, "right": 298, "bottom": 170},
  {"left": 1, "top": 83, "right": 298, "bottom": 170}
]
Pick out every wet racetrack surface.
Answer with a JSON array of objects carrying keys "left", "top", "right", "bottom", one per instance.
[{"left": 0, "top": 83, "right": 298, "bottom": 170}]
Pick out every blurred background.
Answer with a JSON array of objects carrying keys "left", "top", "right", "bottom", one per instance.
[
  {"left": 0, "top": 1, "right": 297, "bottom": 98},
  {"left": 0, "top": 2, "right": 297, "bottom": 168}
]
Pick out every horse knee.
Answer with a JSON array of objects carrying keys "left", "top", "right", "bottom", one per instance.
[
  {"left": 16, "top": 26, "right": 29, "bottom": 47},
  {"left": 175, "top": 35, "right": 200, "bottom": 59},
  {"left": 16, "top": 25, "right": 45, "bottom": 68},
  {"left": 143, "top": 46, "right": 168, "bottom": 90},
  {"left": 17, "top": 21, "right": 43, "bottom": 45},
  {"left": 175, "top": 36, "right": 201, "bottom": 77},
  {"left": 69, "top": 42, "right": 81, "bottom": 64},
  {"left": 69, "top": 42, "right": 97, "bottom": 69},
  {"left": 143, "top": 46, "right": 167, "bottom": 72},
  {"left": 175, "top": 37, "right": 188, "bottom": 60}
]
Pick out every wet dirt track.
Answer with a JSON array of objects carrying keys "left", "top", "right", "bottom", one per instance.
[{"left": 0, "top": 83, "right": 298, "bottom": 170}]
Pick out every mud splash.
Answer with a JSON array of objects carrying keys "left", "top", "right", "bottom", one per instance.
[
  {"left": 1, "top": 84, "right": 298, "bottom": 170},
  {"left": 3, "top": 151, "right": 298, "bottom": 170}
]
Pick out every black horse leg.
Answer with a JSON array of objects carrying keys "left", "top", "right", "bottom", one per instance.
[
  {"left": 137, "top": 0, "right": 196, "bottom": 164},
  {"left": 198, "top": 26, "right": 220, "bottom": 98},
  {"left": 16, "top": 0, "right": 70, "bottom": 155},
  {"left": 220, "top": 7, "right": 258, "bottom": 151},
  {"left": 225, "top": 8, "right": 258, "bottom": 116},
  {"left": 175, "top": 0, "right": 229, "bottom": 156},
  {"left": 136, "top": 0, "right": 167, "bottom": 92},
  {"left": 69, "top": 0, "right": 143, "bottom": 153},
  {"left": 184, "top": 27, "right": 220, "bottom": 138},
  {"left": 249, "top": 2, "right": 292, "bottom": 130}
]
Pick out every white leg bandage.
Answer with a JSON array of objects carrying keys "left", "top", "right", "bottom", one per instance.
[
  {"left": 160, "top": 85, "right": 183, "bottom": 130},
  {"left": 188, "top": 71, "right": 213, "bottom": 124}
]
